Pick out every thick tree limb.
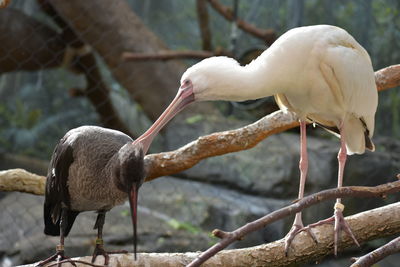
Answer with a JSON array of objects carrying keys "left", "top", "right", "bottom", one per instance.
[
  {"left": 0, "top": 64, "right": 398, "bottom": 191},
  {"left": 0, "top": 62, "right": 398, "bottom": 191},
  {"left": 0, "top": 168, "right": 45, "bottom": 195},
  {"left": 143, "top": 64, "right": 400, "bottom": 180},
  {"left": 0, "top": 6, "right": 131, "bottom": 136},
  {"left": 20, "top": 195, "right": 400, "bottom": 267},
  {"left": 38, "top": 0, "right": 133, "bottom": 136},
  {"left": 207, "top": 0, "right": 276, "bottom": 45},
  {"left": 187, "top": 179, "right": 400, "bottom": 267},
  {"left": 350, "top": 235, "right": 400, "bottom": 267},
  {"left": 375, "top": 64, "right": 400, "bottom": 91},
  {"left": 49, "top": 0, "right": 198, "bottom": 120},
  {"left": 144, "top": 110, "right": 298, "bottom": 180}
]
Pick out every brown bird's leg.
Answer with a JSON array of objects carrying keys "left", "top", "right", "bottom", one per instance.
[
  {"left": 284, "top": 121, "right": 317, "bottom": 255},
  {"left": 35, "top": 209, "right": 79, "bottom": 267},
  {"left": 91, "top": 211, "right": 128, "bottom": 265},
  {"left": 306, "top": 126, "right": 360, "bottom": 255}
]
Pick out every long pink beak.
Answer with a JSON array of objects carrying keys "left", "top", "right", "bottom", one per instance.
[
  {"left": 133, "top": 86, "right": 194, "bottom": 154},
  {"left": 128, "top": 184, "right": 139, "bottom": 260}
]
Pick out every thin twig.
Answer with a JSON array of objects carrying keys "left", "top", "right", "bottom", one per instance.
[
  {"left": 350, "top": 235, "right": 400, "bottom": 267},
  {"left": 122, "top": 50, "right": 229, "bottom": 62},
  {"left": 187, "top": 179, "right": 400, "bottom": 267},
  {"left": 207, "top": 0, "right": 276, "bottom": 44}
]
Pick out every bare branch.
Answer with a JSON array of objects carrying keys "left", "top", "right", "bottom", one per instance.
[
  {"left": 144, "top": 64, "right": 400, "bottom": 181},
  {"left": 21, "top": 201, "right": 400, "bottom": 267},
  {"left": 187, "top": 180, "right": 400, "bottom": 267},
  {"left": 207, "top": 0, "right": 276, "bottom": 45},
  {"left": 350, "top": 235, "right": 400, "bottom": 267},
  {"left": 122, "top": 50, "right": 229, "bottom": 62},
  {"left": 144, "top": 110, "right": 299, "bottom": 181}
]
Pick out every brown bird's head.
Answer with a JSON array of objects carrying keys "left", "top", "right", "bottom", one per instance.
[{"left": 114, "top": 142, "right": 146, "bottom": 260}]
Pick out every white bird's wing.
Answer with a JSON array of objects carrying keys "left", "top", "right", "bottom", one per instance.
[{"left": 319, "top": 34, "right": 378, "bottom": 153}]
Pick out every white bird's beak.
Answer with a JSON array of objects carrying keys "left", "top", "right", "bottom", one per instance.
[{"left": 133, "top": 85, "right": 195, "bottom": 154}]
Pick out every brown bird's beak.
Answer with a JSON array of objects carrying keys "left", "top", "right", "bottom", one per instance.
[
  {"left": 133, "top": 85, "right": 194, "bottom": 154},
  {"left": 128, "top": 183, "right": 139, "bottom": 260}
]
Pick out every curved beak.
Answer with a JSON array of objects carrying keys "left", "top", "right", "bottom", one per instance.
[
  {"left": 133, "top": 85, "right": 194, "bottom": 154},
  {"left": 128, "top": 183, "right": 139, "bottom": 260}
]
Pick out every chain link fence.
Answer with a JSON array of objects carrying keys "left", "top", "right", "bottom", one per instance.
[{"left": 1, "top": 1, "right": 400, "bottom": 266}]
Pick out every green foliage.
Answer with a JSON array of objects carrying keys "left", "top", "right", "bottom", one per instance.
[
  {"left": 167, "top": 218, "right": 202, "bottom": 234},
  {"left": 185, "top": 114, "right": 204, "bottom": 124},
  {"left": 0, "top": 99, "right": 41, "bottom": 129}
]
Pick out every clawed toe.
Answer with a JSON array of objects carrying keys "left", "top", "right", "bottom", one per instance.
[
  {"left": 91, "top": 240, "right": 129, "bottom": 265},
  {"left": 285, "top": 223, "right": 318, "bottom": 255},
  {"left": 306, "top": 206, "right": 359, "bottom": 255}
]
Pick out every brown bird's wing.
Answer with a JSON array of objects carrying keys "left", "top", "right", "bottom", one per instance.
[{"left": 44, "top": 135, "right": 79, "bottom": 236}]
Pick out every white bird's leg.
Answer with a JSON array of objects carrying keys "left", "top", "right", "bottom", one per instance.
[
  {"left": 284, "top": 121, "right": 317, "bottom": 255},
  {"left": 332, "top": 126, "right": 360, "bottom": 255},
  {"left": 306, "top": 125, "right": 360, "bottom": 255}
]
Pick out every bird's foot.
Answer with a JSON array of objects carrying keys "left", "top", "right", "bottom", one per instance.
[
  {"left": 34, "top": 245, "right": 76, "bottom": 267},
  {"left": 91, "top": 238, "right": 128, "bottom": 265},
  {"left": 35, "top": 245, "right": 105, "bottom": 267},
  {"left": 307, "top": 203, "right": 360, "bottom": 255},
  {"left": 284, "top": 222, "right": 318, "bottom": 256}
]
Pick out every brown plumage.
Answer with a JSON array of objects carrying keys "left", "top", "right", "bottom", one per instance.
[{"left": 40, "top": 126, "right": 146, "bottom": 266}]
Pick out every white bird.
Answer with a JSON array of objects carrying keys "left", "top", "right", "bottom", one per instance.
[{"left": 134, "top": 25, "right": 378, "bottom": 255}]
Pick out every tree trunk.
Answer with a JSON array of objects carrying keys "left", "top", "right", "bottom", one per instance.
[{"left": 49, "top": 0, "right": 217, "bottom": 121}]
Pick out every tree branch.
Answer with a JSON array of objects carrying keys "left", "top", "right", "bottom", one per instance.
[
  {"left": 0, "top": 168, "right": 45, "bottom": 195},
  {"left": 187, "top": 179, "right": 400, "bottom": 267},
  {"left": 350, "top": 235, "right": 400, "bottom": 267},
  {"left": 143, "top": 64, "right": 400, "bottom": 180},
  {"left": 20, "top": 196, "right": 400, "bottom": 267},
  {"left": 144, "top": 110, "right": 298, "bottom": 180},
  {"left": 207, "top": 0, "right": 276, "bottom": 45},
  {"left": 0, "top": 64, "right": 398, "bottom": 192},
  {"left": 122, "top": 50, "right": 228, "bottom": 62},
  {"left": 38, "top": 0, "right": 133, "bottom": 136},
  {"left": 375, "top": 64, "right": 400, "bottom": 91}
]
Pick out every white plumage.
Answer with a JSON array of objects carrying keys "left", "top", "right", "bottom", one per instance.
[
  {"left": 181, "top": 25, "right": 377, "bottom": 154},
  {"left": 136, "top": 25, "right": 378, "bottom": 255}
]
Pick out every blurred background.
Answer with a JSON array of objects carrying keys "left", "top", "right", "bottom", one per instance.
[{"left": 0, "top": 0, "right": 399, "bottom": 266}]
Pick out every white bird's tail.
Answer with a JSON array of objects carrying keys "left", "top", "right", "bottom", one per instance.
[{"left": 343, "top": 116, "right": 374, "bottom": 155}]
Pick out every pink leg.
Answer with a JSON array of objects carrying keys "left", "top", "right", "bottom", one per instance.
[
  {"left": 284, "top": 121, "right": 317, "bottom": 255},
  {"left": 306, "top": 125, "right": 359, "bottom": 255}
]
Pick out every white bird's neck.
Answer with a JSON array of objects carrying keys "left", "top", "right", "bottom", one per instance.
[{"left": 195, "top": 55, "right": 285, "bottom": 102}]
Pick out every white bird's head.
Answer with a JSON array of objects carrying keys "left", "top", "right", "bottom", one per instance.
[
  {"left": 180, "top": 56, "right": 242, "bottom": 101},
  {"left": 133, "top": 56, "right": 243, "bottom": 153}
]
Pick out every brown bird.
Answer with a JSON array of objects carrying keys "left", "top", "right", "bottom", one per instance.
[{"left": 38, "top": 126, "right": 148, "bottom": 266}]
